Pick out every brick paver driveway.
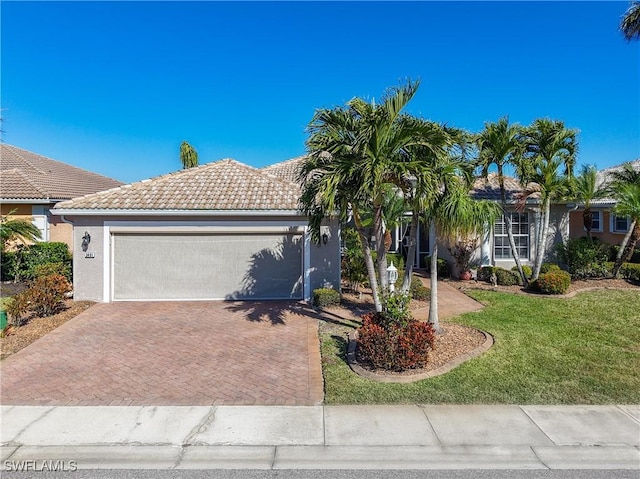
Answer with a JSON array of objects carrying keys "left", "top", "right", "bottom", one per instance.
[{"left": 0, "top": 301, "right": 323, "bottom": 406}]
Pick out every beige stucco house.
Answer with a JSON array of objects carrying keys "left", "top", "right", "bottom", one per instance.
[{"left": 0, "top": 144, "right": 123, "bottom": 248}]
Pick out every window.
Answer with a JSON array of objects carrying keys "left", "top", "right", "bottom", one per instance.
[
  {"left": 494, "top": 212, "right": 529, "bottom": 260},
  {"left": 612, "top": 215, "right": 630, "bottom": 233},
  {"left": 584, "top": 211, "right": 602, "bottom": 232}
]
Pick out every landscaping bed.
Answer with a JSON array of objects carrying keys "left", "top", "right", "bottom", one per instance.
[
  {"left": 1, "top": 300, "right": 94, "bottom": 360},
  {"left": 320, "top": 288, "right": 640, "bottom": 404}
]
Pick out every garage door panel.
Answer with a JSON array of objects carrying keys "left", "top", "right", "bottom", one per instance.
[{"left": 113, "top": 234, "right": 303, "bottom": 300}]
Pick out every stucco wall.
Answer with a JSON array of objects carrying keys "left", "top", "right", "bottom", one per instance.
[
  {"left": 569, "top": 209, "right": 627, "bottom": 246},
  {"left": 309, "top": 218, "right": 341, "bottom": 291},
  {"left": 62, "top": 214, "right": 341, "bottom": 302}
]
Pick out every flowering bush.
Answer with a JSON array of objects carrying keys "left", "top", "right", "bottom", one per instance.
[{"left": 356, "top": 310, "right": 435, "bottom": 372}]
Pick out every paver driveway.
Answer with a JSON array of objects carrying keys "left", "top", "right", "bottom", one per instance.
[{"left": 0, "top": 301, "right": 323, "bottom": 406}]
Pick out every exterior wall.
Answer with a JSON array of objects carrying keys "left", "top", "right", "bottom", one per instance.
[
  {"left": 309, "top": 219, "right": 341, "bottom": 292},
  {"left": 63, "top": 213, "right": 341, "bottom": 302},
  {"left": 569, "top": 208, "right": 628, "bottom": 246},
  {"left": 1, "top": 202, "right": 73, "bottom": 247}
]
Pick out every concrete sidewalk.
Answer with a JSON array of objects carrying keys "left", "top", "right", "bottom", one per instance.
[{"left": 1, "top": 405, "right": 639, "bottom": 470}]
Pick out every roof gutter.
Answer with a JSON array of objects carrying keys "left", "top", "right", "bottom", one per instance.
[{"left": 51, "top": 209, "right": 304, "bottom": 217}]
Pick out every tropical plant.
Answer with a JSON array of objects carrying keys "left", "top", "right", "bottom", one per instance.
[
  {"left": 517, "top": 118, "right": 578, "bottom": 280},
  {"left": 425, "top": 165, "right": 501, "bottom": 333},
  {"left": 0, "top": 210, "right": 41, "bottom": 250},
  {"left": 300, "top": 81, "right": 447, "bottom": 312},
  {"left": 620, "top": 1, "right": 640, "bottom": 41},
  {"left": 179, "top": 141, "right": 199, "bottom": 169},
  {"left": 573, "top": 164, "right": 604, "bottom": 240},
  {"left": 476, "top": 117, "right": 528, "bottom": 285}
]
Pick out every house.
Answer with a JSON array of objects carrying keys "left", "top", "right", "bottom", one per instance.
[
  {"left": 386, "top": 173, "right": 570, "bottom": 272},
  {"left": 568, "top": 159, "right": 640, "bottom": 246},
  {"left": 0, "top": 144, "right": 123, "bottom": 248},
  {"left": 51, "top": 158, "right": 340, "bottom": 302}
]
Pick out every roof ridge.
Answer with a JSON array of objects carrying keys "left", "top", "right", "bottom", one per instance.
[
  {"left": 261, "top": 155, "right": 307, "bottom": 170},
  {"left": 2, "top": 168, "right": 49, "bottom": 198}
]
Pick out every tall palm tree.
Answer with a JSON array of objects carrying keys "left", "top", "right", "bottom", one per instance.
[
  {"left": 573, "top": 164, "right": 604, "bottom": 240},
  {"left": 0, "top": 210, "right": 42, "bottom": 250},
  {"left": 425, "top": 171, "right": 501, "bottom": 333},
  {"left": 476, "top": 117, "right": 528, "bottom": 285},
  {"left": 518, "top": 118, "right": 577, "bottom": 280},
  {"left": 606, "top": 162, "right": 640, "bottom": 276},
  {"left": 179, "top": 141, "right": 199, "bottom": 169},
  {"left": 621, "top": 1, "right": 640, "bottom": 41},
  {"left": 301, "top": 81, "right": 446, "bottom": 311}
]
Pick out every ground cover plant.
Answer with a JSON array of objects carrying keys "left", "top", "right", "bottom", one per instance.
[{"left": 321, "top": 289, "right": 640, "bottom": 404}]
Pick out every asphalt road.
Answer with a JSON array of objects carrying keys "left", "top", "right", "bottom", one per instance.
[{"left": 2, "top": 470, "right": 638, "bottom": 479}]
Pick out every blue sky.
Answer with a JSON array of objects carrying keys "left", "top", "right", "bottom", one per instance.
[{"left": 2, "top": 1, "right": 638, "bottom": 184}]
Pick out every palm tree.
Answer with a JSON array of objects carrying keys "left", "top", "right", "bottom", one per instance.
[
  {"left": 518, "top": 118, "right": 577, "bottom": 280},
  {"left": 301, "top": 81, "right": 446, "bottom": 311},
  {"left": 476, "top": 117, "right": 528, "bottom": 285},
  {"left": 606, "top": 162, "right": 640, "bottom": 276},
  {"left": 0, "top": 210, "right": 42, "bottom": 250},
  {"left": 425, "top": 170, "right": 501, "bottom": 333},
  {"left": 573, "top": 164, "right": 604, "bottom": 240},
  {"left": 621, "top": 1, "right": 640, "bottom": 41},
  {"left": 179, "top": 141, "right": 199, "bottom": 169}
]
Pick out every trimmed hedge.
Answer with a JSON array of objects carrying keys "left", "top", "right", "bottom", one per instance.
[
  {"left": 495, "top": 268, "right": 521, "bottom": 286},
  {"left": 312, "top": 288, "right": 340, "bottom": 308},
  {"left": 540, "top": 263, "right": 561, "bottom": 274},
  {"left": 511, "top": 265, "right": 532, "bottom": 279},
  {"left": 1, "top": 242, "right": 72, "bottom": 282},
  {"left": 620, "top": 263, "right": 640, "bottom": 281},
  {"left": 533, "top": 270, "right": 571, "bottom": 295}
]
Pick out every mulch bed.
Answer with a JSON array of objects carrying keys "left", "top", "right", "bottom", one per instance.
[
  {"left": 453, "top": 277, "right": 639, "bottom": 296},
  {"left": 0, "top": 300, "right": 95, "bottom": 360}
]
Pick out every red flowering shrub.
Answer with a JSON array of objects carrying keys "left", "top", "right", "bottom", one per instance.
[
  {"left": 533, "top": 270, "right": 571, "bottom": 295},
  {"left": 356, "top": 312, "right": 435, "bottom": 371}
]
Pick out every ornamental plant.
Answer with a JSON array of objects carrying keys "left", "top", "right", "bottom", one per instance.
[{"left": 533, "top": 270, "right": 571, "bottom": 295}]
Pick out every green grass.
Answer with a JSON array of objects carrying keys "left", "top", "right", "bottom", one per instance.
[{"left": 321, "top": 289, "right": 640, "bottom": 404}]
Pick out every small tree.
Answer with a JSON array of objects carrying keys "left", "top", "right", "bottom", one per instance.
[
  {"left": 179, "top": 141, "right": 199, "bottom": 169},
  {"left": 0, "top": 210, "right": 41, "bottom": 250}
]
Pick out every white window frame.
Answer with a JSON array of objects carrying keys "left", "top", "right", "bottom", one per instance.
[
  {"left": 584, "top": 210, "right": 602, "bottom": 233},
  {"left": 494, "top": 212, "right": 529, "bottom": 260},
  {"left": 610, "top": 214, "right": 630, "bottom": 234}
]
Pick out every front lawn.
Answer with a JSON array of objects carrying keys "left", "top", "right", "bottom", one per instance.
[{"left": 321, "top": 289, "right": 640, "bottom": 404}]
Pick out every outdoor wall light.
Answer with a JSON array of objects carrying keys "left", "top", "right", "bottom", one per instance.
[
  {"left": 322, "top": 232, "right": 329, "bottom": 245},
  {"left": 81, "top": 231, "right": 91, "bottom": 252}
]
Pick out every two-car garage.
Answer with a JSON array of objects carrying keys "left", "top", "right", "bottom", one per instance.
[{"left": 111, "top": 231, "right": 304, "bottom": 301}]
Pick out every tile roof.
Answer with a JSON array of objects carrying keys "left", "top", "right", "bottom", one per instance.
[
  {"left": 1, "top": 144, "right": 123, "bottom": 201},
  {"left": 261, "top": 156, "right": 306, "bottom": 184},
  {"left": 471, "top": 173, "right": 524, "bottom": 201},
  {"left": 54, "top": 159, "right": 302, "bottom": 211},
  {"left": 587, "top": 159, "right": 640, "bottom": 207}
]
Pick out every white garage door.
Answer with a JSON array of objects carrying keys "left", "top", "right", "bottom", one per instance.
[{"left": 112, "top": 233, "right": 303, "bottom": 300}]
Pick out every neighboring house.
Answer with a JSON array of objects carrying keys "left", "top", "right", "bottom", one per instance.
[
  {"left": 568, "top": 159, "right": 640, "bottom": 246},
  {"left": 52, "top": 159, "right": 340, "bottom": 302},
  {"left": 0, "top": 144, "right": 123, "bottom": 248}
]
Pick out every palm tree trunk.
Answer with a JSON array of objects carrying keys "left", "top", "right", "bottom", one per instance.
[
  {"left": 373, "top": 200, "right": 389, "bottom": 292},
  {"left": 401, "top": 212, "right": 418, "bottom": 292},
  {"left": 428, "top": 223, "right": 443, "bottom": 335},
  {"left": 612, "top": 219, "right": 638, "bottom": 278},
  {"left": 532, "top": 200, "right": 550, "bottom": 280},
  {"left": 353, "top": 209, "right": 383, "bottom": 312},
  {"left": 504, "top": 209, "right": 528, "bottom": 287}
]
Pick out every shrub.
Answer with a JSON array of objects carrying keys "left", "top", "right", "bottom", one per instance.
[
  {"left": 5, "top": 294, "right": 29, "bottom": 326},
  {"left": 22, "top": 242, "right": 72, "bottom": 281},
  {"left": 32, "top": 262, "right": 71, "bottom": 279},
  {"left": 409, "top": 275, "right": 429, "bottom": 301},
  {"left": 609, "top": 245, "right": 640, "bottom": 264},
  {"left": 478, "top": 266, "right": 497, "bottom": 282},
  {"left": 357, "top": 311, "right": 435, "bottom": 371},
  {"left": 540, "top": 263, "right": 561, "bottom": 274},
  {"left": 312, "top": 288, "right": 340, "bottom": 308},
  {"left": 14, "top": 274, "right": 72, "bottom": 318},
  {"left": 620, "top": 263, "right": 640, "bottom": 281},
  {"left": 495, "top": 268, "right": 521, "bottom": 286},
  {"left": 1, "top": 250, "right": 19, "bottom": 281},
  {"left": 425, "top": 257, "right": 451, "bottom": 278},
  {"left": 511, "top": 265, "right": 532, "bottom": 279},
  {"left": 556, "top": 238, "right": 609, "bottom": 279},
  {"left": 380, "top": 291, "right": 412, "bottom": 328},
  {"left": 534, "top": 270, "right": 571, "bottom": 295}
]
